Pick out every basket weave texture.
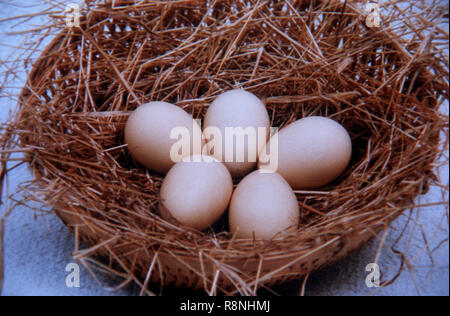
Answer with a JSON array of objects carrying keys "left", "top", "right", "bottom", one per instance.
[{"left": 4, "top": 0, "right": 448, "bottom": 295}]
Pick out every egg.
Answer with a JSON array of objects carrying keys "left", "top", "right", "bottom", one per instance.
[
  {"left": 159, "top": 155, "right": 233, "bottom": 231},
  {"left": 125, "top": 102, "right": 203, "bottom": 173},
  {"left": 203, "top": 89, "right": 270, "bottom": 178},
  {"left": 259, "top": 116, "right": 352, "bottom": 190},
  {"left": 229, "top": 171, "right": 300, "bottom": 240}
]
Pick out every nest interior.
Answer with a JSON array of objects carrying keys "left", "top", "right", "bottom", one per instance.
[{"left": 2, "top": 0, "right": 448, "bottom": 295}]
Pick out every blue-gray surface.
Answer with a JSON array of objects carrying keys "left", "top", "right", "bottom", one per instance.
[{"left": 0, "top": 0, "right": 448, "bottom": 296}]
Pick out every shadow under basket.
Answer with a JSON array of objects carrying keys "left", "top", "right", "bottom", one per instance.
[{"left": 8, "top": 0, "right": 448, "bottom": 295}]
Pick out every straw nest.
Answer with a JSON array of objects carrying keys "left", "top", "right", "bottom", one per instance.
[{"left": 0, "top": 0, "right": 448, "bottom": 295}]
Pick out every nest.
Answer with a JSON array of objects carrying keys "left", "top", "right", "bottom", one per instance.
[{"left": 0, "top": 0, "right": 448, "bottom": 295}]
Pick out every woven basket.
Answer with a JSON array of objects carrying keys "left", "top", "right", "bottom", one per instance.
[{"left": 4, "top": 0, "right": 448, "bottom": 295}]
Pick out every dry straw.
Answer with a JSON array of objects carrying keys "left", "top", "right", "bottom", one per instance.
[{"left": 0, "top": 0, "right": 449, "bottom": 295}]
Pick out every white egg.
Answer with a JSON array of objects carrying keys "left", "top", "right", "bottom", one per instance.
[
  {"left": 203, "top": 89, "right": 270, "bottom": 178},
  {"left": 125, "top": 102, "right": 203, "bottom": 173},
  {"left": 229, "top": 171, "right": 300, "bottom": 240},
  {"left": 159, "top": 155, "right": 233, "bottom": 231},
  {"left": 259, "top": 116, "right": 352, "bottom": 189}
]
